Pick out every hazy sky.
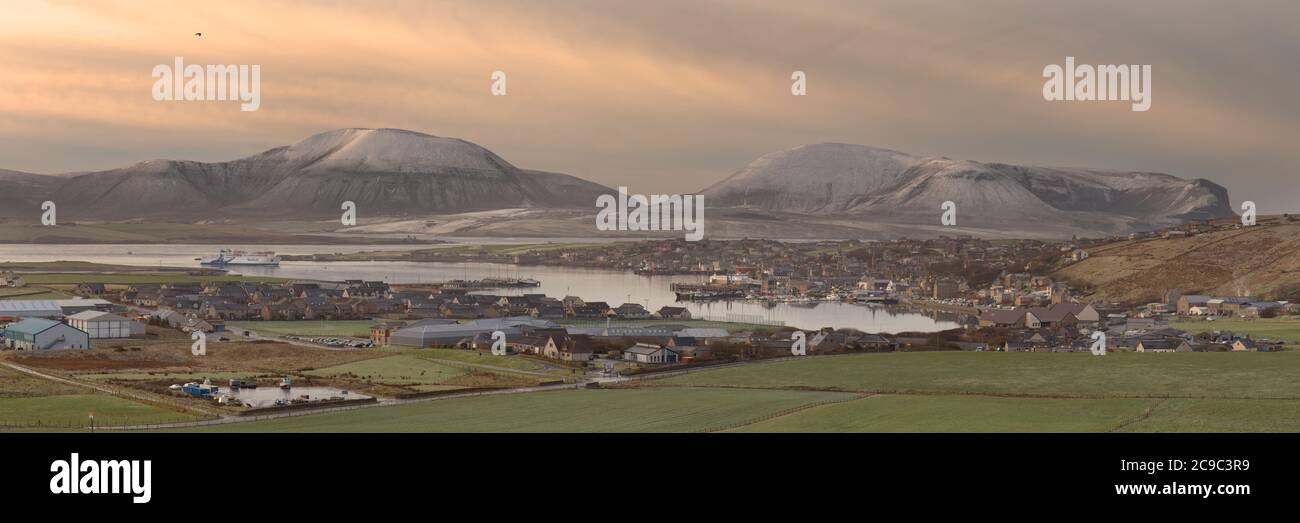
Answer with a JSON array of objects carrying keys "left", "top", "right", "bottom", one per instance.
[{"left": 1, "top": 0, "right": 1296, "bottom": 210}]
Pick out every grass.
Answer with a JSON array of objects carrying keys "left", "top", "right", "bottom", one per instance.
[
  {"left": 0, "top": 291, "right": 73, "bottom": 299},
  {"left": 0, "top": 287, "right": 67, "bottom": 298},
  {"left": 169, "top": 388, "right": 851, "bottom": 432},
  {"left": 228, "top": 320, "right": 382, "bottom": 337},
  {"left": 656, "top": 351, "right": 1300, "bottom": 400},
  {"left": 0, "top": 394, "right": 203, "bottom": 428},
  {"left": 731, "top": 394, "right": 1156, "bottom": 432},
  {"left": 0, "top": 366, "right": 85, "bottom": 397},
  {"left": 1117, "top": 399, "right": 1300, "bottom": 432},
  {"left": 76, "top": 371, "right": 258, "bottom": 382},
  {"left": 0, "top": 222, "right": 383, "bottom": 244},
  {"left": 305, "top": 354, "right": 467, "bottom": 386},
  {"left": 1168, "top": 317, "right": 1300, "bottom": 344},
  {"left": 392, "top": 347, "right": 548, "bottom": 372}
]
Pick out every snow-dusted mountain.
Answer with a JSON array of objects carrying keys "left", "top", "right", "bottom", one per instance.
[
  {"left": 701, "top": 143, "right": 1233, "bottom": 235},
  {"left": 0, "top": 169, "right": 62, "bottom": 218},
  {"left": 8, "top": 129, "right": 613, "bottom": 221}
]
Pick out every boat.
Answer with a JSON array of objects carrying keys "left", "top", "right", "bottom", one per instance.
[
  {"left": 675, "top": 289, "right": 745, "bottom": 301},
  {"left": 198, "top": 249, "right": 233, "bottom": 265},
  {"left": 199, "top": 249, "right": 281, "bottom": 267}
]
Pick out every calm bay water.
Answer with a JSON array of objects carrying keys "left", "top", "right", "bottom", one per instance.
[{"left": 0, "top": 243, "right": 963, "bottom": 333}]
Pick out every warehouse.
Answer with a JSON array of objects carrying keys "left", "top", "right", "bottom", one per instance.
[
  {"left": 0, "top": 298, "right": 114, "bottom": 319},
  {"left": 390, "top": 317, "right": 558, "bottom": 347},
  {"left": 66, "top": 311, "right": 143, "bottom": 339},
  {"left": 2, "top": 318, "right": 90, "bottom": 350}
]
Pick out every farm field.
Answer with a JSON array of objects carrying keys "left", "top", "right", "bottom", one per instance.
[
  {"left": 0, "top": 222, "right": 413, "bottom": 245},
  {"left": 398, "top": 348, "right": 548, "bottom": 372},
  {"left": 656, "top": 351, "right": 1300, "bottom": 400},
  {"left": 0, "top": 365, "right": 84, "bottom": 397},
  {"left": 229, "top": 320, "right": 384, "bottom": 338},
  {"left": 306, "top": 354, "right": 467, "bottom": 386},
  {"left": 0, "top": 394, "right": 202, "bottom": 428},
  {"left": 1116, "top": 399, "right": 1300, "bottom": 432},
  {"left": 170, "top": 388, "right": 852, "bottom": 432},
  {"left": 1168, "top": 318, "right": 1300, "bottom": 345},
  {"left": 730, "top": 394, "right": 1156, "bottom": 432}
]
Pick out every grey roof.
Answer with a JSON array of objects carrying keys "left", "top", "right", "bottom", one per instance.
[
  {"left": 67, "top": 311, "right": 128, "bottom": 322},
  {"left": 3, "top": 318, "right": 64, "bottom": 335},
  {"left": 566, "top": 327, "right": 675, "bottom": 337},
  {"left": 391, "top": 317, "right": 558, "bottom": 344},
  {"left": 625, "top": 345, "right": 677, "bottom": 355},
  {"left": 0, "top": 298, "right": 111, "bottom": 312},
  {"left": 675, "top": 328, "right": 729, "bottom": 338}
]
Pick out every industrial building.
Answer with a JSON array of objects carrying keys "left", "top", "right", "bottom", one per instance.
[
  {"left": 390, "top": 317, "right": 558, "bottom": 347},
  {"left": 2, "top": 318, "right": 91, "bottom": 350},
  {"left": 66, "top": 311, "right": 144, "bottom": 339},
  {"left": 0, "top": 298, "right": 114, "bottom": 320}
]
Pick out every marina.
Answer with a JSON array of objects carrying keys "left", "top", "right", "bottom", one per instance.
[{"left": 0, "top": 244, "right": 966, "bottom": 332}]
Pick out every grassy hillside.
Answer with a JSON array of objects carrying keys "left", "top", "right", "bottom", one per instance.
[
  {"left": 1054, "top": 222, "right": 1300, "bottom": 304},
  {"left": 171, "top": 388, "right": 851, "bottom": 433},
  {"left": 655, "top": 351, "right": 1300, "bottom": 399},
  {"left": 731, "top": 395, "right": 1155, "bottom": 432},
  {"left": 0, "top": 394, "right": 202, "bottom": 428}
]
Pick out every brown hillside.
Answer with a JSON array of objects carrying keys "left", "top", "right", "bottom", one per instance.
[{"left": 1054, "top": 222, "right": 1300, "bottom": 305}]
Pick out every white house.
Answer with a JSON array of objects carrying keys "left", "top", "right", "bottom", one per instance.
[{"left": 623, "top": 344, "right": 680, "bottom": 364}]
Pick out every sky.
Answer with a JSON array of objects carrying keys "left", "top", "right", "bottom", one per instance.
[{"left": 1, "top": 0, "right": 1297, "bottom": 210}]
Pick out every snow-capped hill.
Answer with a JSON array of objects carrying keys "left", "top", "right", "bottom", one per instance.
[
  {"left": 702, "top": 143, "right": 920, "bottom": 212},
  {"left": 282, "top": 128, "right": 513, "bottom": 175},
  {"left": 703, "top": 144, "right": 1234, "bottom": 235},
  {"left": 0, "top": 169, "right": 63, "bottom": 218},
  {"left": 20, "top": 129, "right": 613, "bottom": 221}
]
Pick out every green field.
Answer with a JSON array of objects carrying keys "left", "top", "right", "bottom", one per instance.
[
  {"left": 1117, "top": 399, "right": 1300, "bottom": 432},
  {"left": 75, "top": 371, "right": 258, "bottom": 382},
  {"left": 1169, "top": 317, "right": 1300, "bottom": 344},
  {"left": 0, "top": 366, "right": 84, "bottom": 397},
  {"left": 396, "top": 348, "right": 548, "bottom": 372},
  {"left": 306, "top": 354, "right": 467, "bottom": 386},
  {"left": 657, "top": 351, "right": 1300, "bottom": 399},
  {"left": 731, "top": 394, "right": 1156, "bottom": 432},
  {"left": 229, "top": 320, "right": 382, "bottom": 337},
  {"left": 0, "top": 287, "right": 68, "bottom": 298},
  {"left": 170, "top": 388, "right": 851, "bottom": 432},
  {"left": 0, "top": 222, "right": 371, "bottom": 244},
  {"left": 0, "top": 394, "right": 203, "bottom": 428}
]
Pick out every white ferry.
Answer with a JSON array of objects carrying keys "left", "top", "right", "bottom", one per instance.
[{"left": 198, "top": 249, "right": 281, "bottom": 267}]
